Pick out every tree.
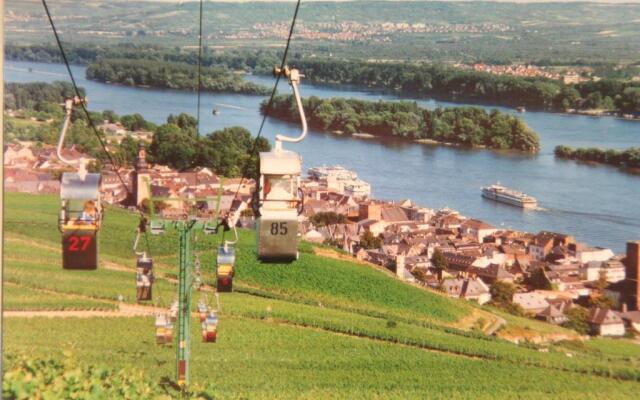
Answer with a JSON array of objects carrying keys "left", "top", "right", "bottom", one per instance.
[
  {"left": 594, "top": 269, "right": 609, "bottom": 292},
  {"left": 562, "top": 306, "right": 590, "bottom": 335},
  {"left": 525, "top": 267, "right": 552, "bottom": 290},
  {"left": 120, "top": 113, "right": 149, "bottom": 131},
  {"left": 490, "top": 281, "right": 517, "bottom": 307},
  {"left": 198, "top": 126, "right": 270, "bottom": 177},
  {"left": 431, "top": 249, "right": 448, "bottom": 280},
  {"left": 359, "top": 230, "right": 381, "bottom": 250},
  {"left": 311, "top": 212, "right": 347, "bottom": 227},
  {"left": 149, "top": 123, "right": 198, "bottom": 171},
  {"left": 102, "top": 110, "right": 119, "bottom": 123},
  {"left": 115, "top": 136, "right": 139, "bottom": 168}
]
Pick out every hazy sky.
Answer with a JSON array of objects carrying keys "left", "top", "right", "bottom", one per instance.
[{"left": 122, "top": 0, "right": 640, "bottom": 3}]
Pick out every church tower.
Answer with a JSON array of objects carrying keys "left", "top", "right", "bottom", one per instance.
[{"left": 132, "top": 143, "right": 150, "bottom": 206}]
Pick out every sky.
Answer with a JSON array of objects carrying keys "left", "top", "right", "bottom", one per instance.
[{"left": 117, "top": 0, "right": 640, "bottom": 3}]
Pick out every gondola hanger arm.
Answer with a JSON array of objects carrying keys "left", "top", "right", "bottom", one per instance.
[
  {"left": 56, "top": 96, "right": 89, "bottom": 179},
  {"left": 273, "top": 67, "right": 307, "bottom": 150}
]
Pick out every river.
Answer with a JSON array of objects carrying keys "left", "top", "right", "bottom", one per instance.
[{"left": 5, "top": 60, "right": 640, "bottom": 252}]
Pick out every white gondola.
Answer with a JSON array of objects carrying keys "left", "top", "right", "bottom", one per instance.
[
  {"left": 135, "top": 253, "right": 154, "bottom": 301},
  {"left": 57, "top": 96, "right": 102, "bottom": 270},
  {"left": 203, "top": 222, "right": 218, "bottom": 235},
  {"left": 256, "top": 67, "right": 306, "bottom": 261},
  {"left": 169, "top": 300, "right": 179, "bottom": 322},
  {"left": 155, "top": 314, "right": 173, "bottom": 345},
  {"left": 150, "top": 220, "right": 166, "bottom": 235}
]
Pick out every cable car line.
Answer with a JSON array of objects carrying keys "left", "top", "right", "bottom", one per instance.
[
  {"left": 41, "top": 0, "right": 131, "bottom": 197},
  {"left": 222, "top": 0, "right": 302, "bottom": 248},
  {"left": 196, "top": 0, "right": 205, "bottom": 138},
  {"left": 42, "top": 0, "right": 156, "bottom": 268}
]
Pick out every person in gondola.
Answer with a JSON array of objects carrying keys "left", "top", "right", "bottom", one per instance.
[{"left": 78, "top": 200, "right": 98, "bottom": 227}]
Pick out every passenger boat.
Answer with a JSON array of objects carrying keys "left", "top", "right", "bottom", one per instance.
[{"left": 481, "top": 183, "right": 537, "bottom": 208}]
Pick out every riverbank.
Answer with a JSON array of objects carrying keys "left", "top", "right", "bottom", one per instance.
[
  {"left": 86, "top": 59, "right": 271, "bottom": 95},
  {"left": 554, "top": 145, "right": 640, "bottom": 174},
  {"left": 6, "top": 59, "right": 640, "bottom": 253},
  {"left": 565, "top": 108, "right": 640, "bottom": 121}
]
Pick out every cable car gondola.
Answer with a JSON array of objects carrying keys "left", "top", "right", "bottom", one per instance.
[
  {"left": 57, "top": 97, "right": 103, "bottom": 270},
  {"left": 202, "top": 311, "right": 218, "bottom": 343},
  {"left": 155, "top": 314, "right": 174, "bottom": 345},
  {"left": 255, "top": 67, "right": 306, "bottom": 262},
  {"left": 135, "top": 253, "right": 154, "bottom": 301},
  {"left": 216, "top": 246, "right": 235, "bottom": 292}
]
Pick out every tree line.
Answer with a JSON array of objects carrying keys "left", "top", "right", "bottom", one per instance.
[
  {"left": 8, "top": 44, "right": 639, "bottom": 114},
  {"left": 149, "top": 114, "right": 269, "bottom": 176},
  {"left": 86, "top": 59, "right": 270, "bottom": 95},
  {"left": 554, "top": 145, "right": 640, "bottom": 170},
  {"left": 265, "top": 95, "right": 540, "bottom": 152},
  {"left": 291, "top": 59, "right": 640, "bottom": 115},
  {"left": 4, "top": 82, "right": 269, "bottom": 176},
  {"left": 5, "top": 43, "right": 280, "bottom": 71}
]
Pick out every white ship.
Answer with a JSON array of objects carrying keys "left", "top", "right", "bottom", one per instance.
[{"left": 481, "top": 184, "right": 537, "bottom": 209}]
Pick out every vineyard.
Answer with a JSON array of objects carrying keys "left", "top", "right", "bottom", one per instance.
[{"left": 3, "top": 193, "right": 640, "bottom": 399}]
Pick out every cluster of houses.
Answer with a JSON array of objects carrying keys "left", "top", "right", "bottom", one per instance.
[
  {"left": 5, "top": 143, "right": 638, "bottom": 337},
  {"left": 456, "top": 63, "right": 593, "bottom": 84},
  {"left": 234, "top": 22, "right": 511, "bottom": 42},
  {"left": 3, "top": 142, "right": 88, "bottom": 194},
  {"left": 295, "top": 166, "right": 640, "bottom": 337}
]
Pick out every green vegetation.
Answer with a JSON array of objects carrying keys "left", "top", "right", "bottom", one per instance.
[
  {"left": 359, "top": 231, "right": 382, "bottom": 250},
  {"left": 6, "top": 43, "right": 280, "bottom": 71},
  {"left": 4, "top": 81, "right": 80, "bottom": 111},
  {"left": 310, "top": 211, "right": 346, "bottom": 227},
  {"left": 2, "top": 355, "right": 180, "bottom": 399},
  {"left": 562, "top": 307, "right": 591, "bottom": 335},
  {"left": 294, "top": 59, "right": 640, "bottom": 115},
  {"left": 4, "top": 193, "right": 640, "bottom": 397},
  {"left": 431, "top": 249, "right": 448, "bottom": 280},
  {"left": 267, "top": 95, "right": 539, "bottom": 151},
  {"left": 3, "top": 284, "right": 116, "bottom": 311},
  {"left": 151, "top": 122, "right": 270, "bottom": 175},
  {"left": 6, "top": 2, "right": 640, "bottom": 64},
  {"left": 554, "top": 145, "right": 640, "bottom": 170},
  {"left": 4, "top": 82, "right": 269, "bottom": 174},
  {"left": 86, "top": 59, "right": 270, "bottom": 95}
]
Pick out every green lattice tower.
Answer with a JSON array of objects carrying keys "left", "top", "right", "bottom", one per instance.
[{"left": 176, "top": 221, "right": 195, "bottom": 387}]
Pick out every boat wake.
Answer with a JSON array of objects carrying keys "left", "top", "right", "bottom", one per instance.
[
  {"left": 213, "top": 102, "right": 249, "bottom": 111},
  {"left": 6, "top": 66, "right": 67, "bottom": 78},
  {"left": 541, "top": 207, "right": 640, "bottom": 228}
]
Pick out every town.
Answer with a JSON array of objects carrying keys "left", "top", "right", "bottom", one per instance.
[{"left": 5, "top": 133, "right": 639, "bottom": 339}]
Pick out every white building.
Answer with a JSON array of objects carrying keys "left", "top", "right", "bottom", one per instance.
[
  {"left": 573, "top": 246, "right": 614, "bottom": 264},
  {"left": 589, "top": 308, "right": 625, "bottom": 337},
  {"left": 344, "top": 180, "right": 371, "bottom": 199},
  {"left": 513, "top": 292, "right": 550, "bottom": 314},
  {"left": 459, "top": 219, "right": 498, "bottom": 243},
  {"left": 308, "top": 165, "right": 371, "bottom": 199},
  {"left": 581, "top": 260, "right": 626, "bottom": 283}
]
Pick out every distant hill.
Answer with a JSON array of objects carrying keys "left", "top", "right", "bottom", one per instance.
[{"left": 7, "top": 1, "right": 640, "bottom": 64}]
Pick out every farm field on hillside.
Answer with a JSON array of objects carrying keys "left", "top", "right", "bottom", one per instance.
[
  {"left": 3, "top": 284, "right": 116, "bottom": 311},
  {"left": 5, "top": 317, "right": 640, "bottom": 400},
  {"left": 4, "top": 193, "right": 640, "bottom": 398}
]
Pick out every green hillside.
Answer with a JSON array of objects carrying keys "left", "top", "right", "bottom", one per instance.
[{"left": 3, "top": 193, "right": 640, "bottom": 399}]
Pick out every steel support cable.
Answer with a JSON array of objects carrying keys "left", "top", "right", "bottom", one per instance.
[
  {"left": 221, "top": 0, "right": 303, "bottom": 247},
  {"left": 42, "top": 0, "right": 153, "bottom": 255},
  {"left": 196, "top": 0, "right": 205, "bottom": 137}
]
